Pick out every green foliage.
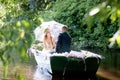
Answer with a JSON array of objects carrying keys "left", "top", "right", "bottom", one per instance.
[
  {"left": 0, "top": 0, "right": 54, "bottom": 62},
  {"left": 0, "top": 0, "right": 56, "bottom": 79},
  {"left": 17, "top": 74, "right": 26, "bottom": 80},
  {"left": 82, "top": 0, "right": 120, "bottom": 48},
  {"left": 39, "top": 0, "right": 113, "bottom": 50},
  {"left": 0, "top": 0, "right": 120, "bottom": 79},
  {"left": 0, "top": 56, "right": 8, "bottom": 78},
  {"left": 0, "top": 1, "right": 31, "bottom": 78},
  {"left": 28, "top": 0, "right": 56, "bottom": 12}
]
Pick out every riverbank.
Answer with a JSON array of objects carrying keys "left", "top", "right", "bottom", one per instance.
[
  {"left": 97, "top": 68, "right": 120, "bottom": 80},
  {"left": 0, "top": 64, "right": 34, "bottom": 80}
]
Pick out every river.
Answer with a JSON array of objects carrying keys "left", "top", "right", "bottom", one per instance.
[
  {"left": 0, "top": 49, "right": 119, "bottom": 80},
  {"left": 32, "top": 49, "right": 120, "bottom": 80}
]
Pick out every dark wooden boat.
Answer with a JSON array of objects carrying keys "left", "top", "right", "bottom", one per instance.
[{"left": 50, "top": 56, "right": 101, "bottom": 79}]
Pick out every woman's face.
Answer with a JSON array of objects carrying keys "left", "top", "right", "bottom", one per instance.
[{"left": 46, "top": 31, "right": 51, "bottom": 37}]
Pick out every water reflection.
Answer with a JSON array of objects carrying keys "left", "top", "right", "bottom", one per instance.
[
  {"left": 88, "top": 48, "right": 120, "bottom": 80},
  {"left": 33, "top": 65, "right": 101, "bottom": 80},
  {"left": 33, "top": 66, "right": 52, "bottom": 80},
  {"left": 33, "top": 68, "right": 104, "bottom": 80}
]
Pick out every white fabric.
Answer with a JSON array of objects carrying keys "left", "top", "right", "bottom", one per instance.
[
  {"left": 34, "top": 21, "right": 66, "bottom": 41},
  {"left": 28, "top": 48, "right": 104, "bottom": 80}
]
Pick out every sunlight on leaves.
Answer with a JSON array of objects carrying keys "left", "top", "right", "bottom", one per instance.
[
  {"left": 0, "top": 41, "right": 7, "bottom": 50},
  {"left": 110, "top": 13, "right": 117, "bottom": 22},
  {"left": 22, "top": 20, "right": 30, "bottom": 28},
  {"left": 117, "top": 9, "right": 120, "bottom": 17},
  {"left": 109, "top": 38, "right": 114, "bottom": 42},
  {"left": 0, "top": 3, "right": 6, "bottom": 18},
  {"left": 109, "top": 30, "right": 120, "bottom": 48},
  {"left": 20, "top": 30, "right": 25, "bottom": 38},
  {"left": 21, "top": 48, "right": 28, "bottom": 59},
  {"left": 39, "top": 17, "right": 44, "bottom": 23},
  {"left": 89, "top": 7, "right": 100, "bottom": 16},
  {"left": 0, "top": 20, "right": 4, "bottom": 28},
  {"left": 116, "top": 34, "right": 120, "bottom": 47},
  {"left": 110, "top": 7, "right": 117, "bottom": 23},
  {"left": 16, "top": 21, "right": 21, "bottom": 27}
]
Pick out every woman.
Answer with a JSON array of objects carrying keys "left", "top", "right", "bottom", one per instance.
[
  {"left": 35, "top": 28, "right": 54, "bottom": 76},
  {"left": 42, "top": 28, "right": 56, "bottom": 53}
]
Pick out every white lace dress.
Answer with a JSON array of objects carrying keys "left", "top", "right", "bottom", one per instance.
[
  {"left": 29, "top": 48, "right": 52, "bottom": 78},
  {"left": 42, "top": 40, "right": 55, "bottom": 53}
]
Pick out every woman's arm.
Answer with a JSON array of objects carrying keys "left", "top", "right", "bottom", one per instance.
[
  {"left": 52, "top": 37, "right": 56, "bottom": 49},
  {"left": 43, "top": 40, "right": 47, "bottom": 49}
]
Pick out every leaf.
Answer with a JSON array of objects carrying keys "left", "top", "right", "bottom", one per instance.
[
  {"left": 117, "top": 9, "right": 120, "bottom": 17},
  {"left": 20, "top": 29, "right": 25, "bottom": 38},
  {"left": 116, "top": 34, "right": 120, "bottom": 47},
  {"left": 109, "top": 38, "right": 114, "bottom": 42},
  {"left": 16, "top": 21, "right": 21, "bottom": 27},
  {"left": 110, "top": 12, "right": 117, "bottom": 23},
  {"left": 22, "top": 20, "right": 30, "bottom": 28}
]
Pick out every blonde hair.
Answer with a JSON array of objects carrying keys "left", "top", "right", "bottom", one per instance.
[
  {"left": 43, "top": 28, "right": 56, "bottom": 50},
  {"left": 44, "top": 28, "right": 50, "bottom": 33},
  {"left": 43, "top": 28, "right": 51, "bottom": 40}
]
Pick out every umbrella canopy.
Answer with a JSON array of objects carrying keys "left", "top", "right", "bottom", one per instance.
[{"left": 34, "top": 21, "right": 66, "bottom": 41}]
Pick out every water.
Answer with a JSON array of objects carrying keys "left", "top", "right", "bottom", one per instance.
[
  {"left": 88, "top": 48, "right": 120, "bottom": 80},
  {"left": 92, "top": 49, "right": 120, "bottom": 71},
  {"left": 32, "top": 49, "right": 120, "bottom": 80},
  {"left": 0, "top": 48, "right": 119, "bottom": 80},
  {"left": 33, "top": 66, "right": 52, "bottom": 80}
]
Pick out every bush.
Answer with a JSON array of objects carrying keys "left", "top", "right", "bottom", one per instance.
[{"left": 39, "top": 0, "right": 118, "bottom": 50}]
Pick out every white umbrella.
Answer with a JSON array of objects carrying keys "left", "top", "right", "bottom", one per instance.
[{"left": 34, "top": 21, "right": 66, "bottom": 41}]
